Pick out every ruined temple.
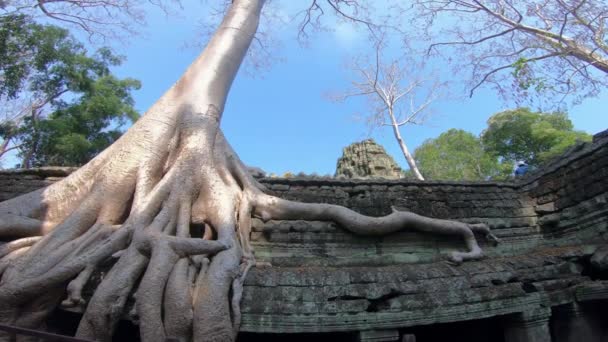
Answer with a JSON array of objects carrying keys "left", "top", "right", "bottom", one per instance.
[
  {"left": 335, "top": 139, "right": 405, "bottom": 179},
  {"left": 1, "top": 130, "right": 608, "bottom": 342}
]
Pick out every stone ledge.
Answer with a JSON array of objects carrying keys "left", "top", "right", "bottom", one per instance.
[
  {"left": 59, "top": 245, "right": 604, "bottom": 334},
  {"left": 236, "top": 246, "right": 600, "bottom": 333},
  {"left": 0, "top": 166, "right": 77, "bottom": 177}
]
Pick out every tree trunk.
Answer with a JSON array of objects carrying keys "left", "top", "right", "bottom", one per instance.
[
  {"left": 388, "top": 110, "right": 425, "bottom": 180},
  {"left": 0, "top": 0, "right": 496, "bottom": 341}
]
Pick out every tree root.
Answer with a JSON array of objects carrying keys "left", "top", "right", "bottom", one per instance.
[
  {"left": 251, "top": 195, "right": 496, "bottom": 264},
  {"left": 61, "top": 264, "right": 95, "bottom": 307},
  {"left": 0, "top": 213, "right": 44, "bottom": 239},
  {"left": 0, "top": 246, "right": 31, "bottom": 279},
  {"left": 0, "top": 1, "right": 500, "bottom": 339},
  {"left": 0, "top": 237, "right": 41, "bottom": 258},
  {"left": 0, "top": 120, "right": 498, "bottom": 342}
]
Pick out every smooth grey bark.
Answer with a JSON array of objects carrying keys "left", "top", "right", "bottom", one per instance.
[
  {"left": 388, "top": 107, "right": 425, "bottom": 180},
  {"left": 0, "top": 1, "right": 497, "bottom": 341},
  {"left": 336, "top": 42, "right": 436, "bottom": 181}
]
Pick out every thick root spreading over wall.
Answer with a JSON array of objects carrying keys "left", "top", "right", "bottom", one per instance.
[
  {"left": 0, "top": 1, "right": 497, "bottom": 340},
  {"left": 0, "top": 116, "right": 257, "bottom": 342},
  {"left": 0, "top": 124, "right": 496, "bottom": 342}
]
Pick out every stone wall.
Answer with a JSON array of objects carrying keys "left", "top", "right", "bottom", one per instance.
[
  {"left": 254, "top": 178, "right": 532, "bottom": 266},
  {"left": 2, "top": 130, "right": 608, "bottom": 341},
  {"left": 521, "top": 134, "right": 608, "bottom": 244},
  {"left": 0, "top": 167, "right": 75, "bottom": 202},
  {"left": 239, "top": 129, "right": 608, "bottom": 341},
  {"left": 0, "top": 168, "right": 536, "bottom": 266}
]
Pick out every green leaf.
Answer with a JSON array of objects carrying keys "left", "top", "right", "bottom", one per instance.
[
  {"left": 481, "top": 108, "right": 592, "bottom": 167},
  {"left": 414, "top": 129, "right": 501, "bottom": 181},
  {"left": 1, "top": 15, "right": 140, "bottom": 166}
]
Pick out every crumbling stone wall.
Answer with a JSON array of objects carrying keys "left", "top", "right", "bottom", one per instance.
[
  {"left": 256, "top": 178, "right": 533, "bottom": 266},
  {"left": 2, "top": 130, "right": 608, "bottom": 341},
  {"left": 520, "top": 135, "right": 608, "bottom": 243}
]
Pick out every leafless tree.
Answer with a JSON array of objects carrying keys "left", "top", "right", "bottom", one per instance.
[
  {"left": 403, "top": 0, "right": 608, "bottom": 107},
  {"left": 0, "top": 71, "right": 76, "bottom": 166},
  {"left": 334, "top": 39, "right": 444, "bottom": 180},
  {"left": 0, "top": 1, "right": 497, "bottom": 341},
  {"left": 1, "top": 0, "right": 179, "bottom": 41},
  {"left": 0, "top": 98, "right": 51, "bottom": 167},
  {"left": 0, "top": 99, "right": 29, "bottom": 165}
]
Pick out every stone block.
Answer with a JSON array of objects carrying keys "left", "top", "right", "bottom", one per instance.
[
  {"left": 503, "top": 308, "right": 552, "bottom": 342},
  {"left": 357, "top": 329, "right": 400, "bottom": 342}
]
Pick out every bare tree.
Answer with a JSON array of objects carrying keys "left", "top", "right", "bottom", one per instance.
[
  {"left": 335, "top": 40, "right": 444, "bottom": 180},
  {"left": 0, "top": 98, "right": 30, "bottom": 163},
  {"left": 404, "top": 0, "right": 608, "bottom": 107},
  {"left": 0, "top": 1, "right": 497, "bottom": 341},
  {"left": 1, "top": 0, "right": 178, "bottom": 41},
  {"left": 0, "top": 94, "right": 60, "bottom": 167}
]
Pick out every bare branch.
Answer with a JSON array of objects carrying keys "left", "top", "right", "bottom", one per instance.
[
  {"left": 296, "top": 0, "right": 392, "bottom": 44},
  {"left": 333, "top": 40, "right": 446, "bottom": 180},
  {"left": 404, "top": 0, "right": 608, "bottom": 107},
  {"left": 1, "top": 0, "right": 179, "bottom": 42}
]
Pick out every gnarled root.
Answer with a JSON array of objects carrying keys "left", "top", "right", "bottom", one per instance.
[
  {"left": 61, "top": 264, "right": 96, "bottom": 308},
  {"left": 0, "top": 237, "right": 42, "bottom": 258},
  {"left": 0, "top": 0, "right": 500, "bottom": 338},
  {"left": 0, "top": 124, "right": 497, "bottom": 342},
  {"left": 252, "top": 195, "right": 496, "bottom": 264}
]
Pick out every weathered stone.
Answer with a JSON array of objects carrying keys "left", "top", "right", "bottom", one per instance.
[
  {"left": 590, "top": 245, "right": 608, "bottom": 273},
  {"left": 357, "top": 329, "right": 400, "bottom": 341},
  {"left": 2, "top": 127, "right": 608, "bottom": 340},
  {"left": 503, "top": 308, "right": 552, "bottom": 342},
  {"left": 335, "top": 139, "right": 404, "bottom": 179}
]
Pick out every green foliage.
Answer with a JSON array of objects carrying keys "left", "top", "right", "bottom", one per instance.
[
  {"left": 0, "top": 14, "right": 140, "bottom": 167},
  {"left": 481, "top": 108, "right": 592, "bottom": 167},
  {"left": 414, "top": 129, "right": 500, "bottom": 181},
  {"left": 412, "top": 108, "right": 591, "bottom": 181},
  {"left": 19, "top": 75, "right": 140, "bottom": 166},
  {"left": 0, "top": 14, "right": 33, "bottom": 99},
  {"left": 1, "top": 14, "right": 85, "bottom": 99},
  {"left": 511, "top": 58, "right": 546, "bottom": 92}
]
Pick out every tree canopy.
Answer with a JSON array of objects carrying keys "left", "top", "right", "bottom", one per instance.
[
  {"left": 481, "top": 108, "right": 592, "bottom": 167},
  {"left": 414, "top": 109, "right": 592, "bottom": 181},
  {"left": 406, "top": 0, "right": 608, "bottom": 107},
  {"left": 414, "top": 128, "right": 502, "bottom": 181},
  {"left": 0, "top": 14, "right": 140, "bottom": 167},
  {"left": 0, "top": 0, "right": 157, "bottom": 41}
]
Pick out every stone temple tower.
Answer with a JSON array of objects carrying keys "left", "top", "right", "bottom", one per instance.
[{"left": 335, "top": 139, "right": 404, "bottom": 179}]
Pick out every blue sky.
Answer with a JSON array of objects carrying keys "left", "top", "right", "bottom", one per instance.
[{"left": 103, "top": 2, "right": 608, "bottom": 176}]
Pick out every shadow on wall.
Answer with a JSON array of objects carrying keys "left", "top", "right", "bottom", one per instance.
[{"left": 237, "top": 316, "right": 505, "bottom": 342}]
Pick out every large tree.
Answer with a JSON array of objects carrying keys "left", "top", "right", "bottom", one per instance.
[
  {"left": 0, "top": 14, "right": 140, "bottom": 167},
  {"left": 16, "top": 73, "right": 140, "bottom": 167},
  {"left": 406, "top": 0, "right": 608, "bottom": 107},
  {"left": 481, "top": 108, "right": 592, "bottom": 168},
  {"left": 0, "top": 1, "right": 498, "bottom": 341},
  {"left": 415, "top": 128, "right": 502, "bottom": 181}
]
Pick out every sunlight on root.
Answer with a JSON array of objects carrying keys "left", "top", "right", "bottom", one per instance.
[{"left": 61, "top": 265, "right": 95, "bottom": 307}]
